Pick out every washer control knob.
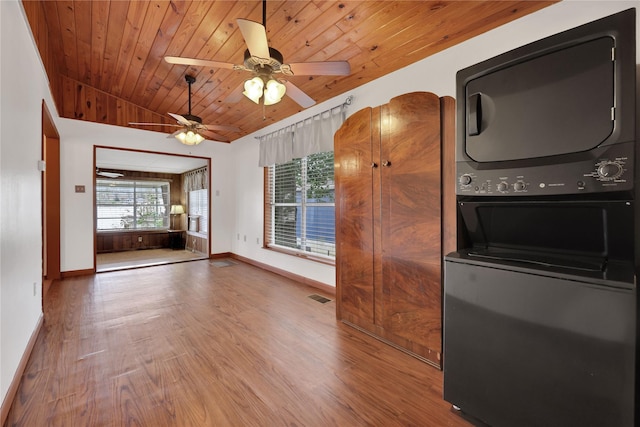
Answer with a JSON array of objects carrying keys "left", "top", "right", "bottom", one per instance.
[
  {"left": 597, "top": 162, "right": 623, "bottom": 180},
  {"left": 513, "top": 181, "right": 527, "bottom": 191},
  {"left": 497, "top": 182, "right": 509, "bottom": 192},
  {"left": 459, "top": 174, "right": 472, "bottom": 186}
]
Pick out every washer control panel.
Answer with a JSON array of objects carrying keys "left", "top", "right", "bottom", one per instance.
[{"left": 456, "top": 145, "right": 634, "bottom": 196}]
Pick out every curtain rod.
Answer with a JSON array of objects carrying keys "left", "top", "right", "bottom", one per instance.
[{"left": 256, "top": 95, "right": 353, "bottom": 140}]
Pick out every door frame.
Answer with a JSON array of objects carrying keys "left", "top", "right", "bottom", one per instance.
[{"left": 41, "top": 100, "right": 61, "bottom": 301}]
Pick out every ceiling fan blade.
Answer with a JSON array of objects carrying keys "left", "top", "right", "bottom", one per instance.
[
  {"left": 168, "top": 113, "right": 192, "bottom": 126},
  {"left": 287, "top": 61, "right": 351, "bottom": 76},
  {"left": 283, "top": 81, "right": 316, "bottom": 108},
  {"left": 129, "top": 122, "right": 181, "bottom": 127},
  {"left": 237, "top": 19, "right": 270, "bottom": 60},
  {"left": 164, "top": 56, "right": 235, "bottom": 70},
  {"left": 96, "top": 170, "right": 124, "bottom": 178},
  {"left": 201, "top": 124, "right": 241, "bottom": 132},
  {"left": 201, "top": 129, "right": 230, "bottom": 142}
]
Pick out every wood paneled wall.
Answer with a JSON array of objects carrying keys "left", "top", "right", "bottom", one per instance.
[
  {"left": 96, "top": 230, "right": 170, "bottom": 253},
  {"left": 185, "top": 232, "right": 207, "bottom": 254},
  {"left": 60, "top": 76, "right": 176, "bottom": 134}
]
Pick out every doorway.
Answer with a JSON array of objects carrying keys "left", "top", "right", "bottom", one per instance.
[
  {"left": 94, "top": 147, "right": 210, "bottom": 272},
  {"left": 42, "top": 101, "right": 60, "bottom": 301}
]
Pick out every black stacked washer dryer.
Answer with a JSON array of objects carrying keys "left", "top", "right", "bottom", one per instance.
[{"left": 443, "top": 9, "right": 638, "bottom": 427}]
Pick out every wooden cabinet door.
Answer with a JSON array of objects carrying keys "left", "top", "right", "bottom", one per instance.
[
  {"left": 335, "top": 107, "right": 376, "bottom": 326},
  {"left": 377, "top": 92, "right": 443, "bottom": 364}
]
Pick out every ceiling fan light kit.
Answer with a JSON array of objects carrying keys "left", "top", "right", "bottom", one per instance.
[
  {"left": 243, "top": 75, "right": 286, "bottom": 105},
  {"left": 175, "top": 129, "right": 205, "bottom": 145},
  {"left": 243, "top": 76, "right": 264, "bottom": 104}
]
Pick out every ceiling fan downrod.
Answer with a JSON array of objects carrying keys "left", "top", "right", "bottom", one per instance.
[
  {"left": 183, "top": 74, "right": 200, "bottom": 123},
  {"left": 262, "top": 0, "right": 267, "bottom": 27}
]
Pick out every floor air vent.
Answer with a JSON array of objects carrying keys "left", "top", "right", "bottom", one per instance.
[{"left": 308, "top": 294, "right": 332, "bottom": 304}]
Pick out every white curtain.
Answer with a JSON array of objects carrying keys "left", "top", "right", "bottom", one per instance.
[
  {"left": 183, "top": 166, "right": 208, "bottom": 192},
  {"left": 258, "top": 103, "right": 347, "bottom": 167},
  {"left": 258, "top": 128, "right": 294, "bottom": 167}
]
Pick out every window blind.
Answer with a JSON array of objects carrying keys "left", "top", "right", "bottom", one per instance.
[
  {"left": 265, "top": 152, "right": 335, "bottom": 259},
  {"left": 188, "top": 189, "right": 208, "bottom": 234}
]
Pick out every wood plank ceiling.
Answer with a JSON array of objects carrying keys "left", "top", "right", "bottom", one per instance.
[{"left": 23, "top": 1, "right": 555, "bottom": 143}]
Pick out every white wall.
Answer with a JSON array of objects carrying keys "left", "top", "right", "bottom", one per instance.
[
  {"left": 57, "top": 119, "right": 234, "bottom": 271},
  {"left": 0, "top": 0, "right": 638, "bottom": 407},
  {"left": 229, "top": 1, "right": 640, "bottom": 287},
  {"left": 0, "top": 0, "right": 57, "bottom": 403}
]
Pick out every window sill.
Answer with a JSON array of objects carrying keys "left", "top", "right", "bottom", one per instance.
[
  {"left": 187, "top": 230, "right": 207, "bottom": 238},
  {"left": 263, "top": 245, "right": 335, "bottom": 266},
  {"left": 97, "top": 229, "right": 170, "bottom": 234}
]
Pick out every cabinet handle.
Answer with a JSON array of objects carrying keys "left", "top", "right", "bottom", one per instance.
[
  {"left": 371, "top": 162, "right": 378, "bottom": 168},
  {"left": 382, "top": 160, "right": 391, "bottom": 167}
]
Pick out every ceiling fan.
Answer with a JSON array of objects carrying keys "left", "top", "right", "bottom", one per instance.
[
  {"left": 129, "top": 75, "right": 240, "bottom": 145},
  {"left": 96, "top": 169, "right": 124, "bottom": 178},
  {"left": 164, "top": 0, "right": 350, "bottom": 108}
]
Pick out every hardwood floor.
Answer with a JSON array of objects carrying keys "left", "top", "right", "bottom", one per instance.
[
  {"left": 5, "top": 259, "right": 477, "bottom": 426},
  {"left": 96, "top": 249, "right": 207, "bottom": 272}
]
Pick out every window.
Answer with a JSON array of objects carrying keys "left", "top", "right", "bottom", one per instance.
[
  {"left": 188, "top": 189, "right": 208, "bottom": 234},
  {"left": 96, "top": 179, "right": 170, "bottom": 230},
  {"left": 265, "top": 151, "right": 335, "bottom": 260}
]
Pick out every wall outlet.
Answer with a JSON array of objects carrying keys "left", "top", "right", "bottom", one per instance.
[
  {"left": 256, "top": 237, "right": 260, "bottom": 244},
  {"left": 243, "top": 235, "right": 246, "bottom": 242},
  {"left": 33, "top": 282, "right": 37, "bottom": 296},
  {"left": 138, "top": 236, "right": 143, "bottom": 242}
]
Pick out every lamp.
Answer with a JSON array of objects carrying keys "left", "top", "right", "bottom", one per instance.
[
  {"left": 243, "top": 76, "right": 286, "bottom": 105},
  {"left": 174, "top": 129, "right": 205, "bottom": 146},
  {"left": 170, "top": 204, "right": 185, "bottom": 229}
]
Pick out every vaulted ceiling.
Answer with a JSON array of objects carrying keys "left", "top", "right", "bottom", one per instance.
[{"left": 23, "top": 1, "right": 554, "bottom": 143}]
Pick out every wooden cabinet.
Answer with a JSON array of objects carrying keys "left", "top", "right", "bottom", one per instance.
[{"left": 335, "top": 92, "right": 456, "bottom": 368}]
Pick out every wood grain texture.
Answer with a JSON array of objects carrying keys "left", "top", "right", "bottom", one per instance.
[
  {"left": 379, "top": 92, "right": 443, "bottom": 362},
  {"left": 334, "top": 107, "right": 375, "bottom": 326},
  {"left": 21, "top": 0, "right": 556, "bottom": 141},
  {"left": 4, "top": 260, "right": 475, "bottom": 427},
  {"left": 335, "top": 92, "right": 453, "bottom": 368},
  {"left": 440, "top": 96, "right": 459, "bottom": 255}
]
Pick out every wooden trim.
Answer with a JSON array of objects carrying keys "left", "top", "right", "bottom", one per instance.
[
  {"left": 61, "top": 269, "right": 95, "bottom": 278},
  {"left": 0, "top": 314, "right": 44, "bottom": 426},
  {"left": 262, "top": 167, "right": 268, "bottom": 249},
  {"left": 263, "top": 246, "right": 335, "bottom": 266},
  {"left": 440, "top": 96, "right": 457, "bottom": 258},
  {"left": 440, "top": 96, "right": 459, "bottom": 256},
  {"left": 93, "top": 147, "right": 98, "bottom": 274},
  {"left": 42, "top": 100, "right": 61, "bottom": 282},
  {"left": 230, "top": 253, "right": 336, "bottom": 297},
  {"left": 210, "top": 252, "right": 233, "bottom": 259},
  {"left": 42, "top": 279, "right": 53, "bottom": 300}
]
